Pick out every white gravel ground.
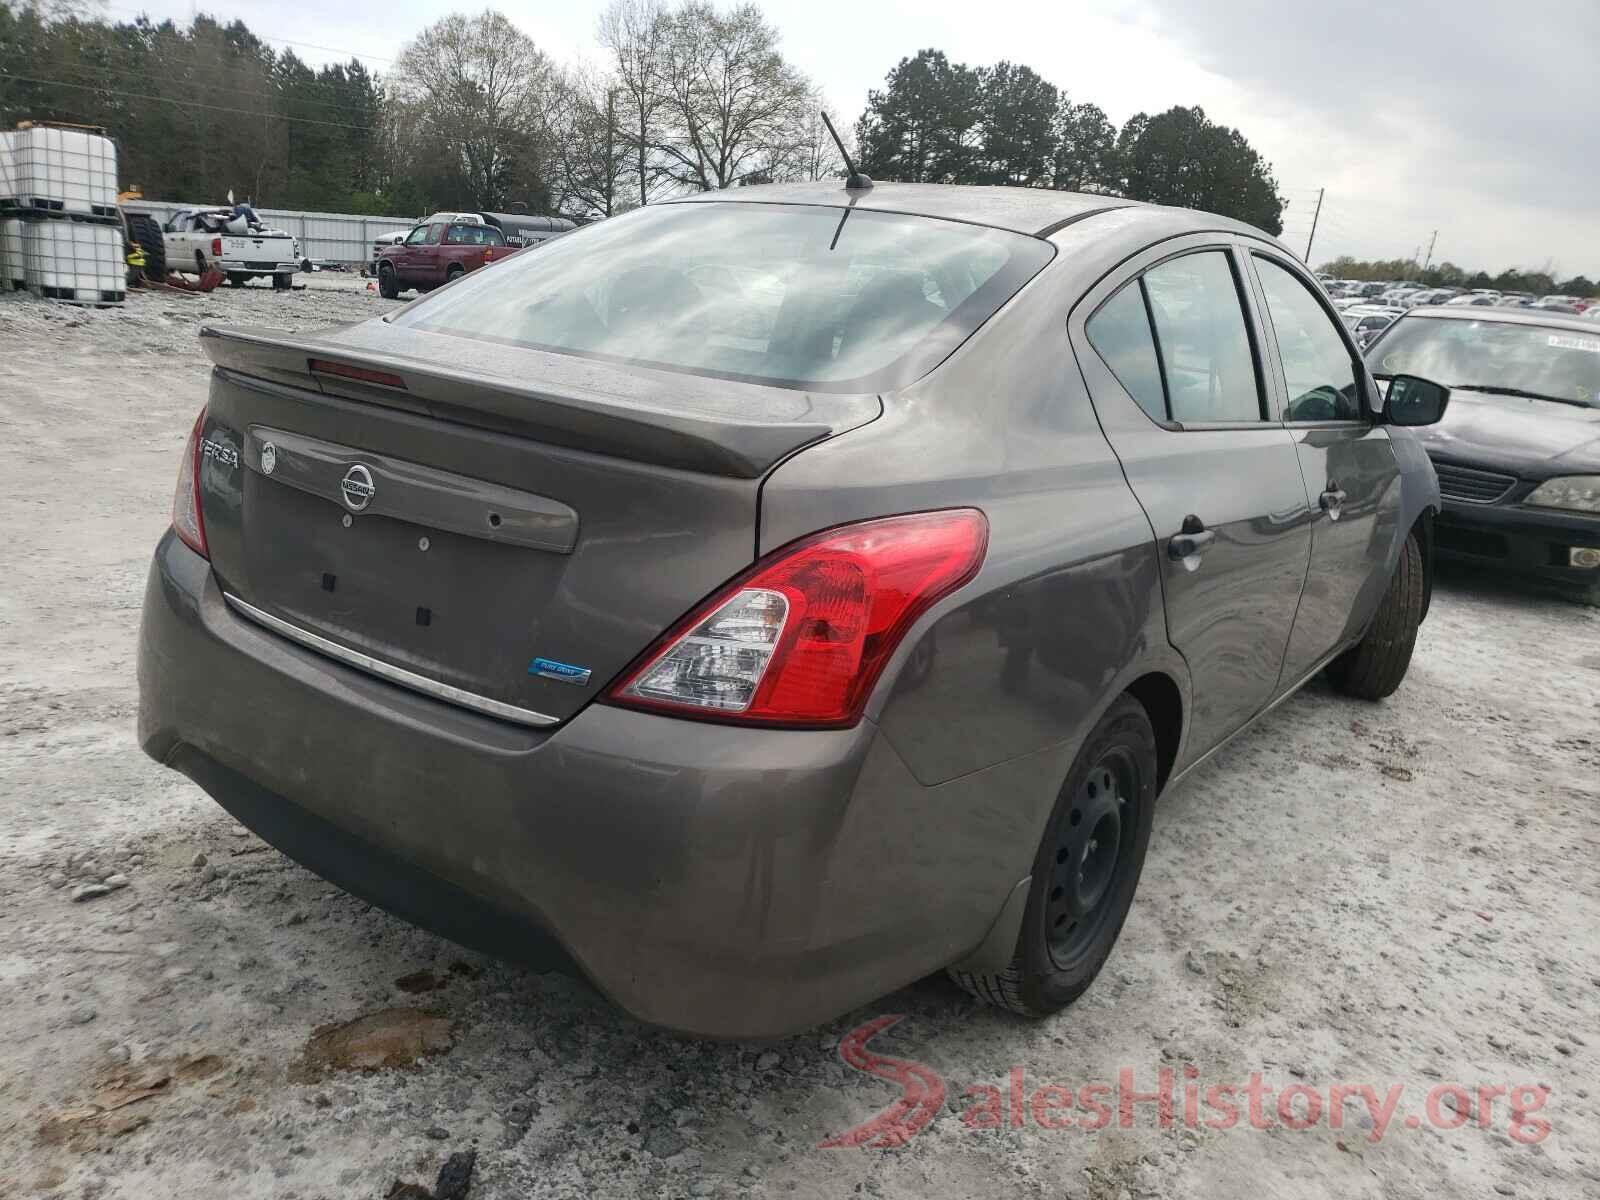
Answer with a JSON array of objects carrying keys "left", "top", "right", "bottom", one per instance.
[{"left": 1, "top": 279, "right": 1598, "bottom": 1199}]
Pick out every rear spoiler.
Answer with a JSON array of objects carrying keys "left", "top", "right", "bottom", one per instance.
[{"left": 199, "top": 324, "right": 878, "bottom": 479}]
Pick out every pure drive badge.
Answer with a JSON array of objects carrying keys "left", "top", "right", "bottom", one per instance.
[
  {"left": 529, "top": 657, "right": 592, "bottom": 686},
  {"left": 340, "top": 464, "right": 375, "bottom": 512}
]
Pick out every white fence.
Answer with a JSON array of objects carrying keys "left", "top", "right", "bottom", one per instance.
[{"left": 120, "top": 200, "right": 418, "bottom": 264}]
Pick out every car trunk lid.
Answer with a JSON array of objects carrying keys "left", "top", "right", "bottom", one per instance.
[{"left": 194, "top": 322, "right": 879, "bottom": 725}]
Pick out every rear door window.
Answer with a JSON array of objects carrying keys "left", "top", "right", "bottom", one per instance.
[
  {"left": 1142, "top": 251, "right": 1265, "bottom": 423},
  {"left": 1086, "top": 282, "right": 1167, "bottom": 423},
  {"left": 1254, "top": 256, "right": 1363, "bottom": 421},
  {"left": 392, "top": 202, "right": 1055, "bottom": 393}
]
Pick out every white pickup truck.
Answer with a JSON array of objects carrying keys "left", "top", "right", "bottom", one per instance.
[{"left": 162, "top": 206, "right": 302, "bottom": 289}]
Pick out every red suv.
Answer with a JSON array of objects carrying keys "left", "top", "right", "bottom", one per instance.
[{"left": 376, "top": 216, "right": 509, "bottom": 298}]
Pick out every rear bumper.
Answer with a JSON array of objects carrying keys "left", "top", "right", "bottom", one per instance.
[
  {"left": 218, "top": 260, "right": 297, "bottom": 275},
  {"left": 137, "top": 532, "right": 1023, "bottom": 1037},
  {"left": 1434, "top": 497, "right": 1600, "bottom": 591}
]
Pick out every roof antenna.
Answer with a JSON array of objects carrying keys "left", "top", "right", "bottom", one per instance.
[{"left": 821, "top": 111, "right": 872, "bottom": 191}]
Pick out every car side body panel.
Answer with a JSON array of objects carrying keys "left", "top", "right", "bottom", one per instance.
[{"left": 1067, "top": 233, "right": 1314, "bottom": 761}]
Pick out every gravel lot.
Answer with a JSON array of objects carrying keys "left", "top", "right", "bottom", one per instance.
[{"left": 2, "top": 278, "right": 1598, "bottom": 1199}]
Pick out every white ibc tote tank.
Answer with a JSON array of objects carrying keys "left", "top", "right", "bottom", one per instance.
[
  {"left": 21, "top": 216, "right": 124, "bottom": 304},
  {"left": 1, "top": 124, "right": 125, "bottom": 304},
  {"left": 9, "top": 124, "right": 119, "bottom": 217}
]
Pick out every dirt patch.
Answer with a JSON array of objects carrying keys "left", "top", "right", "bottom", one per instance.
[
  {"left": 37, "top": 1055, "right": 230, "bottom": 1151},
  {"left": 396, "top": 970, "right": 446, "bottom": 994},
  {"left": 292, "top": 1008, "right": 454, "bottom": 1080}
]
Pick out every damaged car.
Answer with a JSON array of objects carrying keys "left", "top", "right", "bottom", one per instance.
[{"left": 138, "top": 182, "right": 1449, "bottom": 1037}]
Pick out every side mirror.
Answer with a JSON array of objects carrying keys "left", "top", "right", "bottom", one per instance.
[{"left": 1380, "top": 374, "right": 1450, "bottom": 426}]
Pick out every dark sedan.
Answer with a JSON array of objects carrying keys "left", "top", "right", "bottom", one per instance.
[
  {"left": 1366, "top": 307, "right": 1600, "bottom": 601},
  {"left": 139, "top": 182, "right": 1448, "bottom": 1037}
]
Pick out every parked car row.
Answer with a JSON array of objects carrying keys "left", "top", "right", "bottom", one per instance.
[{"left": 1315, "top": 274, "right": 1595, "bottom": 315}]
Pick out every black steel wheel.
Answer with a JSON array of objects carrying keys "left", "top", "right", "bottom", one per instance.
[
  {"left": 1044, "top": 747, "right": 1138, "bottom": 972},
  {"left": 950, "top": 693, "right": 1158, "bottom": 1017},
  {"left": 378, "top": 264, "right": 400, "bottom": 300}
]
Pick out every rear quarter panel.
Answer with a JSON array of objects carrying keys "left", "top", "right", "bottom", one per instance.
[{"left": 758, "top": 245, "right": 1189, "bottom": 933}]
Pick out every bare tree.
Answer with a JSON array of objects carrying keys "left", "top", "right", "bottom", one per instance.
[
  {"left": 391, "top": 11, "right": 562, "bottom": 210},
  {"left": 777, "top": 102, "right": 846, "bottom": 182},
  {"left": 653, "top": 2, "right": 815, "bottom": 191},
  {"left": 597, "top": 0, "right": 670, "bottom": 208},
  {"left": 555, "top": 63, "right": 633, "bottom": 219}
]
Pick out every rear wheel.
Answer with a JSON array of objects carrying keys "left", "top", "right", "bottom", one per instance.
[
  {"left": 378, "top": 264, "right": 400, "bottom": 300},
  {"left": 227, "top": 273, "right": 247, "bottom": 288},
  {"left": 272, "top": 272, "right": 291, "bottom": 291},
  {"left": 950, "top": 694, "right": 1157, "bottom": 1017},
  {"left": 124, "top": 212, "right": 165, "bottom": 283},
  {"left": 445, "top": 264, "right": 464, "bottom": 284},
  {"left": 1326, "top": 531, "right": 1423, "bottom": 700},
  {"left": 194, "top": 250, "right": 207, "bottom": 276}
]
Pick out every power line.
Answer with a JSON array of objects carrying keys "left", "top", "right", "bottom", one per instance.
[
  {"left": 0, "top": 70, "right": 376, "bottom": 131},
  {"left": 29, "top": 54, "right": 381, "bottom": 115}
]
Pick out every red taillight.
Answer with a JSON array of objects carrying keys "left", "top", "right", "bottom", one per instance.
[
  {"left": 605, "top": 510, "right": 988, "bottom": 728},
  {"left": 172, "top": 407, "right": 208, "bottom": 559},
  {"left": 308, "top": 358, "right": 407, "bottom": 389},
  {"left": 211, "top": 237, "right": 222, "bottom": 257}
]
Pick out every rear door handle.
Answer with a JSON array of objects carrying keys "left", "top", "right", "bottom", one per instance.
[{"left": 1168, "top": 525, "right": 1216, "bottom": 561}]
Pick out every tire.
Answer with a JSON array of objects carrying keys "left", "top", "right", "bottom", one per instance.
[
  {"left": 1326, "top": 532, "right": 1423, "bottom": 700},
  {"left": 272, "top": 273, "right": 291, "bottom": 291},
  {"left": 227, "top": 273, "right": 247, "bottom": 288},
  {"left": 378, "top": 265, "right": 400, "bottom": 300},
  {"left": 445, "top": 264, "right": 464, "bottom": 284},
  {"left": 194, "top": 250, "right": 207, "bottom": 276},
  {"left": 124, "top": 212, "right": 165, "bottom": 283},
  {"left": 949, "top": 694, "right": 1158, "bottom": 1017}
]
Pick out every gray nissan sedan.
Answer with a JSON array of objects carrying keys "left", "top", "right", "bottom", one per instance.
[{"left": 138, "top": 183, "right": 1448, "bottom": 1038}]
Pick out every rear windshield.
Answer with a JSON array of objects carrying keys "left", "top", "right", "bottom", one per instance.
[
  {"left": 391, "top": 202, "right": 1054, "bottom": 392},
  {"left": 1370, "top": 316, "right": 1600, "bottom": 408}
]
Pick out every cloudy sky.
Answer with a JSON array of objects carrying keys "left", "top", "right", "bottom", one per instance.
[{"left": 102, "top": 0, "right": 1598, "bottom": 276}]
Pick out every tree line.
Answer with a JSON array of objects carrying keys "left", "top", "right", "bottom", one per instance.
[
  {"left": 2, "top": 1, "right": 1284, "bottom": 233},
  {"left": 854, "top": 50, "right": 1285, "bottom": 234},
  {"left": 1317, "top": 256, "right": 1596, "bottom": 299},
  {"left": 0, "top": 0, "right": 841, "bottom": 218}
]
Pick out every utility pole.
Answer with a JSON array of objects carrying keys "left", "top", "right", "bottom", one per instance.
[
  {"left": 1422, "top": 230, "right": 1437, "bottom": 272},
  {"left": 1303, "top": 187, "right": 1324, "bottom": 263}
]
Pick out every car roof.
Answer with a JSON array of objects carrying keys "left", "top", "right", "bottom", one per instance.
[
  {"left": 1402, "top": 305, "right": 1599, "bottom": 334},
  {"left": 664, "top": 181, "right": 1148, "bottom": 238},
  {"left": 666, "top": 181, "right": 1299, "bottom": 251}
]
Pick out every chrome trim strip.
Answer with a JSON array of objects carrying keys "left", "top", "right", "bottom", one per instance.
[{"left": 223, "top": 593, "right": 561, "bottom": 729}]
